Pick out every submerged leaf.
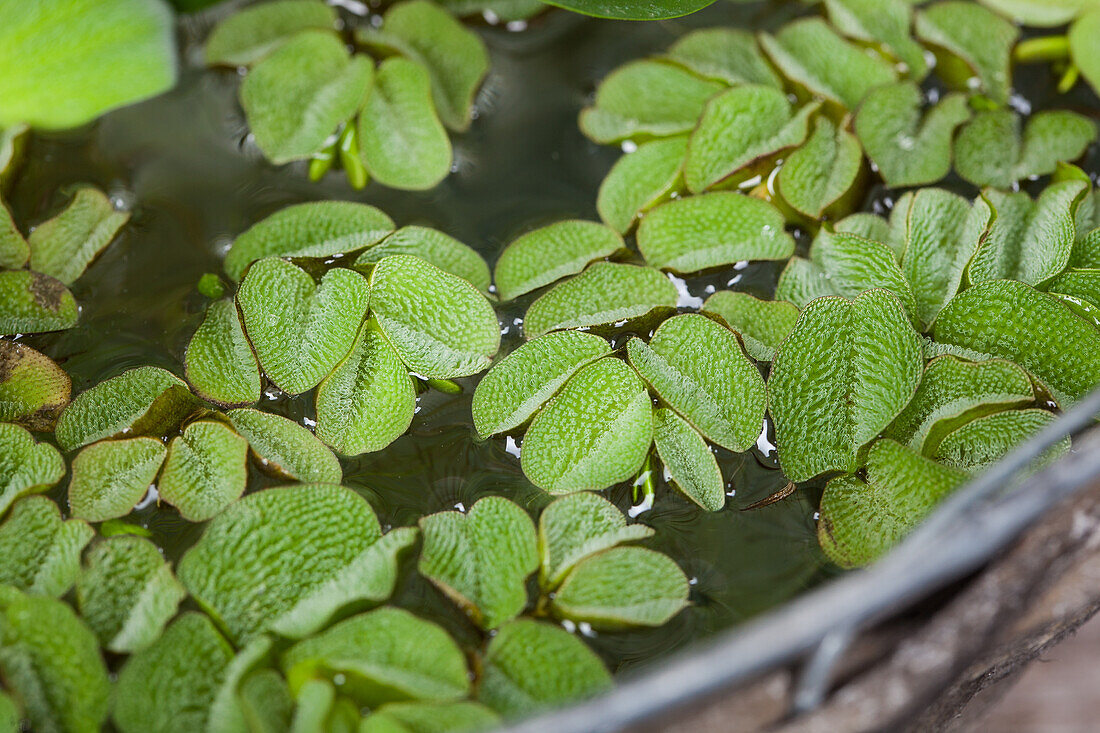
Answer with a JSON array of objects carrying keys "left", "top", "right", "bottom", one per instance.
[
  {"left": 0, "top": 340, "right": 70, "bottom": 431},
  {"left": 0, "top": 424, "right": 64, "bottom": 517},
  {"left": 227, "top": 408, "right": 342, "bottom": 484},
  {"left": 597, "top": 136, "right": 688, "bottom": 235},
  {"left": 521, "top": 358, "right": 653, "bottom": 494},
  {"left": 955, "top": 110, "right": 1096, "bottom": 189},
  {"left": 522, "top": 262, "right": 678, "bottom": 339},
  {"left": 76, "top": 535, "right": 186, "bottom": 653},
  {"left": 178, "top": 484, "right": 416, "bottom": 644},
  {"left": 418, "top": 497, "right": 537, "bottom": 629},
  {"left": 702, "top": 291, "right": 799, "bottom": 362},
  {"left": 778, "top": 116, "right": 863, "bottom": 219},
  {"left": 472, "top": 331, "right": 612, "bottom": 438},
  {"left": 494, "top": 220, "right": 625, "bottom": 301},
  {"left": 627, "top": 313, "right": 766, "bottom": 452},
  {"left": 159, "top": 420, "right": 249, "bottom": 521},
  {"left": 355, "top": 226, "right": 490, "bottom": 293},
  {"left": 27, "top": 187, "right": 129, "bottom": 285},
  {"left": 205, "top": 0, "right": 337, "bottom": 67},
  {"left": 652, "top": 408, "right": 725, "bottom": 511},
  {"left": 185, "top": 298, "right": 261, "bottom": 407},
  {"left": 637, "top": 192, "right": 794, "bottom": 274},
  {"left": 0, "top": 496, "right": 92, "bottom": 597},
  {"left": 768, "top": 290, "right": 924, "bottom": 482},
  {"left": 0, "top": 270, "right": 78, "bottom": 336},
  {"left": 477, "top": 619, "right": 611, "bottom": 717},
  {"left": 68, "top": 437, "right": 166, "bottom": 522}
]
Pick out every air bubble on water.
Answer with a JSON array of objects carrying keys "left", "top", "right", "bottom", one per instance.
[
  {"left": 739, "top": 174, "right": 763, "bottom": 190},
  {"left": 628, "top": 492, "right": 653, "bottom": 518},
  {"left": 926, "top": 88, "right": 940, "bottom": 104},
  {"left": 505, "top": 435, "right": 521, "bottom": 459},
  {"left": 562, "top": 619, "right": 577, "bottom": 633},
  {"left": 966, "top": 76, "right": 981, "bottom": 90},
  {"left": 1009, "top": 94, "right": 1032, "bottom": 115},
  {"left": 727, "top": 274, "right": 743, "bottom": 286},
  {"left": 333, "top": 673, "right": 347, "bottom": 685},
  {"left": 613, "top": 319, "right": 628, "bottom": 327},
  {"left": 455, "top": 501, "right": 466, "bottom": 512},
  {"left": 500, "top": 325, "right": 510, "bottom": 336},
  {"left": 621, "top": 140, "right": 638, "bottom": 154},
  {"left": 734, "top": 260, "right": 749, "bottom": 270},
  {"left": 330, "top": 0, "right": 369, "bottom": 14},
  {"left": 109, "top": 186, "right": 135, "bottom": 212},
  {"left": 578, "top": 622, "right": 596, "bottom": 638},
  {"left": 704, "top": 284, "right": 715, "bottom": 294},
  {"left": 136, "top": 485, "right": 159, "bottom": 510},
  {"left": 668, "top": 274, "right": 703, "bottom": 309},
  {"left": 302, "top": 416, "right": 317, "bottom": 428},
  {"left": 370, "top": 13, "right": 384, "bottom": 27},
  {"left": 689, "top": 577, "right": 698, "bottom": 586},
  {"left": 755, "top": 419, "right": 776, "bottom": 457},
  {"left": 482, "top": 9, "right": 500, "bottom": 24},
  {"left": 506, "top": 20, "right": 528, "bottom": 32},
  {"left": 264, "top": 388, "right": 281, "bottom": 401},
  {"left": 512, "top": 317, "right": 523, "bottom": 326},
  {"left": 812, "top": 512, "right": 820, "bottom": 521}
]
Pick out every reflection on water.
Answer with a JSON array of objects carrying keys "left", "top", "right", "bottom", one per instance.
[{"left": 6, "top": 1, "right": 837, "bottom": 673}]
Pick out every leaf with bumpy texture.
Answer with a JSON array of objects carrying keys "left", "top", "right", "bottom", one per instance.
[
  {"left": 916, "top": 1, "right": 1017, "bottom": 104},
  {"left": 0, "top": 585, "right": 109, "bottom": 733},
  {"left": 552, "top": 546, "right": 689, "bottom": 629},
  {"left": 68, "top": 437, "right": 166, "bottom": 522},
  {"left": 227, "top": 408, "right": 342, "bottom": 483},
  {"left": 0, "top": 496, "right": 92, "bottom": 597},
  {"left": 825, "top": 0, "right": 929, "bottom": 78},
  {"left": 242, "top": 31, "right": 372, "bottom": 164},
  {"left": 56, "top": 366, "right": 198, "bottom": 451},
  {"left": 185, "top": 298, "right": 261, "bottom": 407},
  {"left": 358, "top": 57, "right": 452, "bottom": 191},
  {"left": 637, "top": 192, "right": 794, "bottom": 274},
  {"left": 113, "top": 613, "right": 234, "bottom": 733},
  {"left": 0, "top": 197, "right": 28, "bottom": 269},
  {"left": 235, "top": 668, "right": 293, "bottom": 733},
  {"left": 315, "top": 319, "right": 416, "bottom": 456},
  {"left": 477, "top": 619, "right": 611, "bottom": 717},
  {"left": 494, "top": 220, "right": 625, "bottom": 302},
  {"left": 537, "top": 491, "right": 652, "bottom": 590},
  {"left": 355, "top": 226, "right": 490, "bottom": 293},
  {"left": 768, "top": 290, "right": 924, "bottom": 482},
  {"left": 75, "top": 535, "right": 185, "bottom": 653},
  {"left": 0, "top": 692, "right": 16, "bottom": 733},
  {"left": 27, "top": 187, "right": 129, "bottom": 285},
  {"left": 521, "top": 358, "right": 653, "bottom": 494},
  {"left": 238, "top": 259, "right": 370, "bottom": 394},
  {"left": 885, "top": 356, "right": 1035, "bottom": 454},
  {"left": 418, "top": 496, "right": 538, "bottom": 629},
  {"left": 955, "top": 110, "right": 1097, "bottom": 189},
  {"left": 159, "top": 420, "right": 249, "bottom": 521},
  {"left": 627, "top": 314, "right": 766, "bottom": 452},
  {"left": 178, "top": 484, "right": 416, "bottom": 644},
  {"left": 361, "top": 702, "right": 500, "bottom": 733},
  {"left": 522, "top": 263, "right": 677, "bottom": 339},
  {"left": 0, "top": 341, "right": 70, "bottom": 431},
  {"left": 472, "top": 331, "right": 612, "bottom": 439},
  {"left": 685, "top": 85, "right": 817, "bottom": 192},
  {"left": 933, "top": 408, "right": 1068, "bottom": 472},
  {"left": 205, "top": 0, "right": 336, "bottom": 67},
  {"left": 370, "top": 255, "right": 500, "bottom": 378},
  {"left": 0, "top": 0, "right": 176, "bottom": 130},
  {"left": 969, "top": 182, "right": 1088, "bottom": 288},
  {"left": 0, "top": 270, "right": 78, "bottom": 336},
  {"left": 854, "top": 83, "right": 970, "bottom": 188},
  {"left": 357, "top": 0, "right": 488, "bottom": 132},
  {"left": 224, "top": 201, "right": 394, "bottom": 282},
  {"left": 652, "top": 408, "right": 725, "bottom": 511},
  {"left": 702, "top": 291, "right": 799, "bottom": 362},
  {"left": 578, "top": 60, "right": 724, "bottom": 144},
  {"left": 282, "top": 607, "right": 470, "bottom": 704},
  {"left": 933, "top": 280, "right": 1100, "bottom": 405},
  {"left": 759, "top": 18, "right": 897, "bottom": 109},
  {"left": 1048, "top": 268, "right": 1100, "bottom": 309},
  {"left": 980, "top": 0, "right": 1098, "bottom": 26},
  {"left": 0, "top": 424, "right": 64, "bottom": 517},
  {"left": 597, "top": 137, "right": 688, "bottom": 235},
  {"left": 817, "top": 439, "right": 968, "bottom": 567},
  {"left": 664, "top": 28, "right": 782, "bottom": 87},
  {"left": 778, "top": 116, "right": 863, "bottom": 219}
]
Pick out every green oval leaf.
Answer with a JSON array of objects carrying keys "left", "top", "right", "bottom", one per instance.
[
  {"left": 227, "top": 408, "right": 342, "bottom": 484},
  {"left": 315, "top": 319, "right": 416, "bottom": 455},
  {"left": 652, "top": 407, "right": 724, "bottom": 511},
  {"left": 627, "top": 313, "right": 766, "bottom": 452},
  {"left": 358, "top": 57, "right": 452, "bottom": 191},
  {"left": 225, "top": 201, "right": 395, "bottom": 282},
  {"left": 0, "top": 496, "right": 92, "bottom": 597},
  {"left": 354, "top": 226, "right": 490, "bottom": 293},
  {"left": 0, "top": 341, "right": 70, "bottom": 431},
  {"left": 521, "top": 357, "right": 653, "bottom": 494},
  {"left": 0, "top": 585, "right": 109, "bottom": 733},
  {"left": 932, "top": 408, "right": 1069, "bottom": 472},
  {"left": 185, "top": 298, "right": 261, "bottom": 408},
  {"left": 238, "top": 259, "right": 370, "bottom": 394},
  {"left": 552, "top": 545, "right": 689, "bottom": 629},
  {"left": 241, "top": 31, "right": 372, "bottom": 164},
  {"left": 664, "top": 28, "right": 782, "bottom": 87},
  {"left": 417, "top": 496, "right": 538, "bottom": 629},
  {"left": 178, "top": 484, "right": 416, "bottom": 644},
  {"left": 494, "top": 220, "right": 625, "bottom": 301},
  {"left": 701, "top": 291, "right": 799, "bottom": 362},
  {"left": 159, "top": 420, "right": 249, "bottom": 521},
  {"left": 205, "top": 0, "right": 337, "bottom": 68},
  {"left": 768, "top": 289, "right": 924, "bottom": 482},
  {"left": 596, "top": 136, "right": 688, "bottom": 235},
  {"left": 0, "top": 270, "right": 78, "bottom": 336},
  {"left": 369, "top": 254, "right": 500, "bottom": 378},
  {"left": 578, "top": 60, "right": 724, "bottom": 144},
  {"left": 915, "top": 1, "right": 1017, "bottom": 104},
  {"left": 777, "top": 116, "right": 863, "bottom": 220},
  {"left": 75, "top": 535, "right": 186, "bottom": 653},
  {"left": 685, "top": 85, "right": 817, "bottom": 193},
  {"left": 477, "top": 619, "right": 611, "bottom": 717},
  {"left": 27, "top": 187, "right": 129, "bottom": 286},
  {"left": 56, "top": 366, "right": 198, "bottom": 451},
  {"left": 472, "top": 331, "right": 611, "bottom": 439},
  {"left": 68, "top": 437, "right": 167, "bottom": 522},
  {"left": 637, "top": 192, "right": 794, "bottom": 274},
  {"left": 0, "top": 424, "right": 64, "bottom": 517},
  {"left": 933, "top": 279, "right": 1100, "bottom": 405},
  {"left": 282, "top": 607, "right": 470, "bottom": 704}
]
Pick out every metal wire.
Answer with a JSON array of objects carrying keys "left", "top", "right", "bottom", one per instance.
[{"left": 506, "top": 387, "right": 1100, "bottom": 733}]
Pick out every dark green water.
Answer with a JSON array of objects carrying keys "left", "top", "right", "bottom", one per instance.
[{"left": 8, "top": 1, "right": 835, "bottom": 674}]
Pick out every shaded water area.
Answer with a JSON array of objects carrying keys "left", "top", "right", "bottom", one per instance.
[{"left": 1, "top": 0, "right": 919, "bottom": 674}]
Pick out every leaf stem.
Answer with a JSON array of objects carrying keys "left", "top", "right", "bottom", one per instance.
[
  {"left": 338, "top": 123, "right": 369, "bottom": 190},
  {"left": 632, "top": 454, "right": 656, "bottom": 505},
  {"left": 426, "top": 378, "right": 462, "bottom": 394},
  {"left": 1059, "top": 63, "right": 1081, "bottom": 93},
  {"left": 308, "top": 140, "right": 336, "bottom": 182},
  {"left": 1014, "top": 35, "right": 1070, "bottom": 64}
]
